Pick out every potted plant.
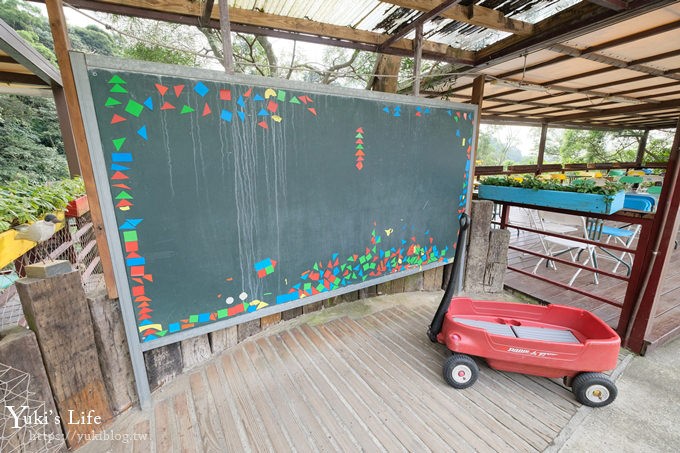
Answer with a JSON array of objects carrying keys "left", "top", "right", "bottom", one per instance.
[{"left": 478, "top": 175, "right": 625, "bottom": 215}]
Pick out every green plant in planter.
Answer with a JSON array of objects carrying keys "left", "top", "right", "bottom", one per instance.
[
  {"left": 0, "top": 177, "right": 86, "bottom": 232},
  {"left": 481, "top": 175, "right": 624, "bottom": 196}
]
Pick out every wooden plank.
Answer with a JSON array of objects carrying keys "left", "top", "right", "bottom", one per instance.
[
  {"left": 255, "top": 337, "right": 344, "bottom": 450},
  {"left": 281, "top": 306, "right": 303, "bottom": 321},
  {"left": 219, "top": 353, "right": 277, "bottom": 451},
  {"left": 208, "top": 325, "right": 237, "bottom": 354},
  {"left": 131, "top": 419, "right": 151, "bottom": 453},
  {"left": 203, "top": 363, "right": 251, "bottom": 451},
  {"left": 153, "top": 399, "right": 175, "bottom": 453},
  {"left": 354, "top": 313, "right": 520, "bottom": 451},
  {"left": 143, "top": 342, "right": 182, "bottom": 391},
  {"left": 259, "top": 312, "right": 281, "bottom": 329},
  {"left": 236, "top": 318, "right": 261, "bottom": 342},
  {"left": 181, "top": 334, "right": 212, "bottom": 371},
  {"left": 87, "top": 289, "right": 137, "bottom": 414},
  {"left": 16, "top": 271, "right": 112, "bottom": 449},
  {"left": 188, "top": 371, "right": 228, "bottom": 453},
  {"left": 286, "top": 327, "right": 403, "bottom": 450},
  {"left": 318, "top": 320, "right": 470, "bottom": 451},
  {"left": 45, "top": 0, "right": 117, "bottom": 299},
  {"left": 372, "top": 309, "right": 548, "bottom": 450},
  {"left": 172, "top": 391, "right": 200, "bottom": 452},
  {"left": 242, "top": 341, "right": 320, "bottom": 450},
  {"left": 302, "top": 301, "right": 323, "bottom": 314},
  {"left": 271, "top": 330, "right": 366, "bottom": 449}
]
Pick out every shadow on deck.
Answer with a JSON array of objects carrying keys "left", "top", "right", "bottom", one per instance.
[{"left": 80, "top": 292, "right": 609, "bottom": 452}]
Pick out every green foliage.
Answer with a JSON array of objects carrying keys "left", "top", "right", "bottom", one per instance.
[
  {"left": 0, "top": 95, "right": 68, "bottom": 184},
  {"left": 123, "top": 42, "right": 197, "bottom": 66},
  {"left": 70, "top": 25, "right": 119, "bottom": 56},
  {"left": 480, "top": 175, "right": 624, "bottom": 197},
  {"left": 0, "top": 177, "right": 85, "bottom": 232},
  {"left": 559, "top": 129, "right": 638, "bottom": 164}
]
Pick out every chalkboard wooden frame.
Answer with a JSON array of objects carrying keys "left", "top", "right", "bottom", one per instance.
[{"left": 71, "top": 52, "right": 477, "bottom": 407}]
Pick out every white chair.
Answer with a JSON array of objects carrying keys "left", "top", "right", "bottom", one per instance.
[{"left": 532, "top": 211, "right": 598, "bottom": 286}]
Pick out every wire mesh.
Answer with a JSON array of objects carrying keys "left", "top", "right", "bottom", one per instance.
[{"left": 0, "top": 212, "right": 105, "bottom": 330}]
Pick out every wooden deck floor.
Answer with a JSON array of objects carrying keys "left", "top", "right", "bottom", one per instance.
[{"left": 80, "top": 293, "right": 599, "bottom": 453}]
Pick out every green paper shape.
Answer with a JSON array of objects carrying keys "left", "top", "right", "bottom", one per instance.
[
  {"left": 277, "top": 90, "right": 286, "bottom": 101},
  {"left": 157, "top": 330, "right": 168, "bottom": 337},
  {"left": 115, "top": 190, "right": 133, "bottom": 200},
  {"left": 355, "top": 133, "right": 363, "bottom": 139},
  {"left": 110, "top": 84, "right": 128, "bottom": 94},
  {"left": 189, "top": 315, "right": 199, "bottom": 323},
  {"left": 356, "top": 144, "right": 364, "bottom": 150},
  {"left": 180, "top": 105, "right": 195, "bottom": 114},
  {"left": 243, "top": 302, "right": 249, "bottom": 310},
  {"left": 123, "top": 231, "right": 138, "bottom": 242},
  {"left": 108, "top": 75, "right": 127, "bottom": 84},
  {"left": 112, "top": 137, "right": 126, "bottom": 151},
  {"left": 125, "top": 100, "right": 144, "bottom": 117},
  {"left": 289, "top": 96, "right": 300, "bottom": 104},
  {"left": 105, "top": 97, "right": 122, "bottom": 107},
  {"left": 217, "top": 309, "right": 228, "bottom": 318}
]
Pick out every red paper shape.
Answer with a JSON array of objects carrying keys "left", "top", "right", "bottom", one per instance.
[
  {"left": 202, "top": 103, "right": 212, "bottom": 116},
  {"left": 173, "top": 85, "right": 184, "bottom": 97},
  {"left": 267, "top": 101, "right": 278, "bottom": 113},
  {"left": 111, "top": 114, "right": 126, "bottom": 124},
  {"left": 220, "top": 89, "right": 231, "bottom": 100},
  {"left": 111, "top": 171, "right": 128, "bottom": 180},
  {"left": 155, "top": 83, "right": 168, "bottom": 96},
  {"left": 161, "top": 101, "right": 175, "bottom": 110},
  {"left": 258, "top": 121, "right": 268, "bottom": 129}
]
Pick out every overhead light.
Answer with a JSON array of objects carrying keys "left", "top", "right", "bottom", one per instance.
[{"left": 489, "top": 79, "right": 551, "bottom": 93}]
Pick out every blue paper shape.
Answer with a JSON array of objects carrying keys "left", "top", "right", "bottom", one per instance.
[
  {"left": 221, "top": 109, "right": 233, "bottom": 122},
  {"left": 143, "top": 97, "right": 153, "bottom": 110},
  {"left": 194, "top": 82, "right": 209, "bottom": 97},
  {"left": 137, "top": 125, "right": 148, "bottom": 140}
]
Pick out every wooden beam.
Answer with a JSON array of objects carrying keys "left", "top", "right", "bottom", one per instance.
[
  {"left": 381, "top": 0, "right": 533, "bottom": 35},
  {"left": 548, "top": 99, "right": 680, "bottom": 123},
  {"left": 218, "top": 0, "right": 233, "bottom": 73},
  {"left": 413, "top": 24, "right": 423, "bottom": 96},
  {"left": 470, "top": 74, "right": 485, "bottom": 185},
  {"left": 367, "top": 54, "right": 402, "bottom": 93},
  {"left": 45, "top": 0, "right": 117, "bottom": 299},
  {"left": 378, "top": 0, "right": 462, "bottom": 52},
  {"left": 0, "top": 72, "right": 47, "bottom": 85},
  {"left": 588, "top": 0, "right": 629, "bottom": 10},
  {"left": 550, "top": 43, "right": 680, "bottom": 82},
  {"left": 64, "top": 0, "right": 475, "bottom": 64},
  {"left": 536, "top": 123, "right": 548, "bottom": 175}
]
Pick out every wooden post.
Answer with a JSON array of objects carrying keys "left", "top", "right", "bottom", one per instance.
[
  {"left": 87, "top": 289, "right": 137, "bottom": 415},
  {"left": 45, "top": 0, "right": 117, "bottom": 299},
  {"left": 367, "top": 54, "right": 402, "bottom": 93},
  {"left": 209, "top": 325, "right": 238, "bottom": 354},
  {"left": 16, "top": 271, "right": 113, "bottom": 449},
  {"left": 464, "top": 200, "right": 494, "bottom": 293},
  {"left": 413, "top": 24, "right": 423, "bottom": 97},
  {"left": 219, "top": 1, "right": 235, "bottom": 74},
  {"left": 635, "top": 129, "right": 649, "bottom": 168},
  {"left": 536, "top": 123, "right": 548, "bottom": 175},
  {"left": 181, "top": 335, "right": 212, "bottom": 371},
  {"left": 624, "top": 118, "right": 680, "bottom": 353},
  {"left": 144, "top": 343, "right": 183, "bottom": 391},
  {"left": 484, "top": 229, "right": 510, "bottom": 292}
]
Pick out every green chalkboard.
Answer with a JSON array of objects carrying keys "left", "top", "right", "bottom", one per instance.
[{"left": 74, "top": 55, "right": 476, "bottom": 346}]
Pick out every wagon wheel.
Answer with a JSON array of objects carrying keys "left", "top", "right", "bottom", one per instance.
[
  {"left": 443, "top": 354, "right": 478, "bottom": 389},
  {"left": 571, "top": 372, "right": 618, "bottom": 407}
]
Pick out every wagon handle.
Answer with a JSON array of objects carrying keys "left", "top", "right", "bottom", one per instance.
[{"left": 428, "top": 213, "right": 470, "bottom": 342}]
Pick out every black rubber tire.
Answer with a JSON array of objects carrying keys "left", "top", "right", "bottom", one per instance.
[
  {"left": 571, "top": 372, "right": 618, "bottom": 407},
  {"left": 443, "top": 354, "right": 479, "bottom": 389}
]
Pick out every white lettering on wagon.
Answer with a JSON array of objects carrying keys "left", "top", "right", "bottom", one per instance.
[{"left": 507, "top": 347, "right": 558, "bottom": 357}]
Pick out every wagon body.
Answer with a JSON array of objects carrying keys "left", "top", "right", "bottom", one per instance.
[{"left": 437, "top": 297, "right": 620, "bottom": 379}]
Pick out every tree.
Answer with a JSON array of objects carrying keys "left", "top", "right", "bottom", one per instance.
[
  {"left": 0, "top": 95, "right": 68, "bottom": 184},
  {"left": 558, "top": 130, "right": 640, "bottom": 164},
  {"left": 476, "top": 125, "right": 522, "bottom": 165}
]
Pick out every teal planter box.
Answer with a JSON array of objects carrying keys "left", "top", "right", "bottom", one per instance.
[{"left": 478, "top": 185, "right": 625, "bottom": 214}]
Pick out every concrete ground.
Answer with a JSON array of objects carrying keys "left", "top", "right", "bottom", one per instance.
[{"left": 549, "top": 335, "right": 680, "bottom": 452}]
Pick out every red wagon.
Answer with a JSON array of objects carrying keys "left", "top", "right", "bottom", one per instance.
[
  {"left": 428, "top": 214, "right": 620, "bottom": 407},
  {"left": 434, "top": 297, "right": 620, "bottom": 407}
]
